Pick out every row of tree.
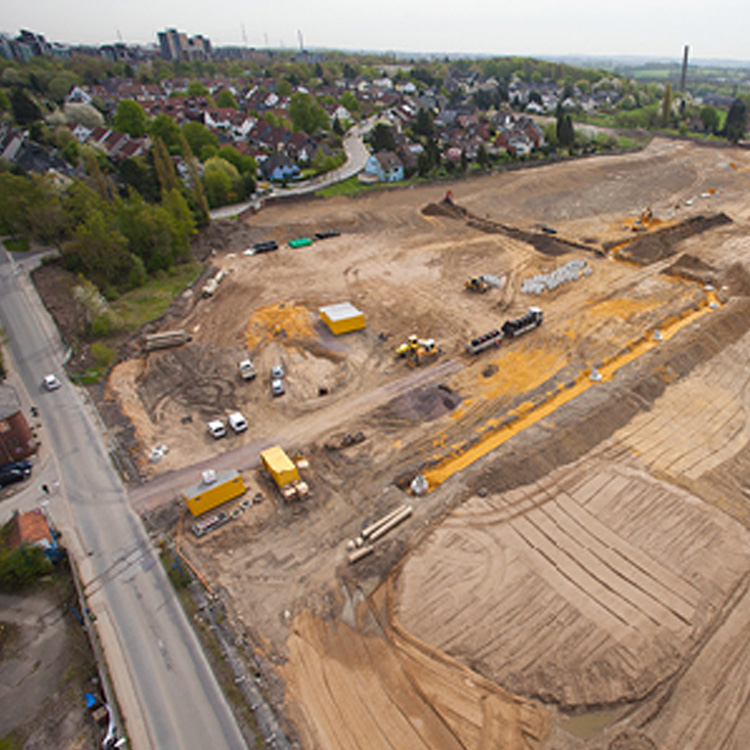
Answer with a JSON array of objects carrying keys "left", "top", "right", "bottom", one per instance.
[{"left": 0, "top": 136, "right": 204, "bottom": 296}]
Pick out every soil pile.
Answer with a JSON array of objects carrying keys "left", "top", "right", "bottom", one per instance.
[{"left": 617, "top": 213, "right": 732, "bottom": 264}]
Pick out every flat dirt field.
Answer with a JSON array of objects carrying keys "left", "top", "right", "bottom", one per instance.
[{"left": 115, "top": 137, "right": 750, "bottom": 749}]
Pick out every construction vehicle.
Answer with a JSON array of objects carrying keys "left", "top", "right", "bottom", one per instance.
[
  {"left": 502, "top": 307, "right": 544, "bottom": 338},
  {"left": 466, "top": 329, "right": 504, "bottom": 355},
  {"left": 405, "top": 339, "right": 439, "bottom": 367},
  {"left": 465, "top": 277, "right": 490, "bottom": 293},
  {"left": 466, "top": 308, "right": 543, "bottom": 355},
  {"left": 395, "top": 335, "right": 421, "bottom": 357},
  {"left": 632, "top": 207, "right": 653, "bottom": 232},
  {"left": 395, "top": 335, "right": 438, "bottom": 361}
]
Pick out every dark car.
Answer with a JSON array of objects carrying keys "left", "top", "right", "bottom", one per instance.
[{"left": 0, "top": 460, "right": 32, "bottom": 488}]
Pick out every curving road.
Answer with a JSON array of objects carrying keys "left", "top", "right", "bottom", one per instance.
[
  {"left": 0, "top": 249, "right": 248, "bottom": 750},
  {"left": 209, "top": 125, "right": 371, "bottom": 220}
]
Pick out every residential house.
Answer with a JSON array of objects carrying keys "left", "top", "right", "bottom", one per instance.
[
  {"left": 259, "top": 153, "right": 300, "bottom": 182},
  {"left": 0, "top": 384, "right": 36, "bottom": 464},
  {"left": 7, "top": 509, "right": 62, "bottom": 563},
  {"left": 364, "top": 151, "right": 404, "bottom": 182}
]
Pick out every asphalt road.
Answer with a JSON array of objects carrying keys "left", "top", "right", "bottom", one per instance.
[{"left": 0, "top": 250, "right": 248, "bottom": 750}]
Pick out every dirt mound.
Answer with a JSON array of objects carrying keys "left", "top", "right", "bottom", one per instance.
[
  {"left": 664, "top": 253, "right": 718, "bottom": 284},
  {"left": 424, "top": 199, "right": 593, "bottom": 256},
  {"left": 421, "top": 201, "right": 468, "bottom": 219},
  {"left": 379, "top": 384, "right": 462, "bottom": 422},
  {"left": 617, "top": 213, "right": 732, "bottom": 265},
  {"left": 243, "top": 303, "right": 316, "bottom": 350}
]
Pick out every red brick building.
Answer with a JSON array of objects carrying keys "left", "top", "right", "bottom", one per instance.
[{"left": 0, "top": 384, "right": 36, "bottom": 464}]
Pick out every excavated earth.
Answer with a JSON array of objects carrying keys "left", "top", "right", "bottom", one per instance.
[{"left": 58, "top": 137, "right": 750, "bottom": 749}]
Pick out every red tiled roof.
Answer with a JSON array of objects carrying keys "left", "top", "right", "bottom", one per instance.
[{"left": 7, "top": 509, "right": 52, "bottom": 550}]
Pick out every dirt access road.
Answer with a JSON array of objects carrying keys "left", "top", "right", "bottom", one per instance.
[{"left": 105, "top": 137, "right": 750, "bottom": 749}]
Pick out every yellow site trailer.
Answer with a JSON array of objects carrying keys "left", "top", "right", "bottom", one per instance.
[
  {"left": 319, "top": 302, "right": 366, "bottom": 335},
  {"left": 182, "top": 469, "right": 246, "bottom": 517},
  {"left": 260, "top": 445, "right": 300, "bottom": 488}
]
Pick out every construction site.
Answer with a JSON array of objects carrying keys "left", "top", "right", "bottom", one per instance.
[{"left": 113, "top": 137, "right": 750, "bottom": 749}]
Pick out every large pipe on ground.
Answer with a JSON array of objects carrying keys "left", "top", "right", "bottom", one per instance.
[
  {"left": 348, "top": 545, "right": 375, "bottom": 564},
  {"left": 361, "top": 505, "right": 409, "bottom": 539},
  {"left": 368, "top": 506, "right": 413, "bottom": 542}
]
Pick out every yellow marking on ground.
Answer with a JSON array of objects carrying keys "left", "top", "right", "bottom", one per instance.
[{"left": 424, "top": 294, "right": 719, "bottom": 491}]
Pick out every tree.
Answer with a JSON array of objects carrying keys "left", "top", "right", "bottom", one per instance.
[
  {"left": 414, "top": 108, "right": 434, "bottom": 137},
  {"left": 370, "top": 123, "right": 396, "bottom": 152},
  {"left": 202, "top": 157, "right": 241, "bottom": 207},
  {"left": 118, "top": 156, "right": 160, "bottom": 202},
  {"left": 477, "top": 144, "right": 490, "bottom": 170},
  {"left": 10, "top": 87, "right": 41, "bottom": 126},
  {"left": 217, "top": 145, "right": 256, "bottom": 177},
  {"left": 725, "top": 99, "right": 747, "bottom": 142},
  {"left": 660, "top": 82, "right": 673, "bottom": 127},
  {"left": 62, "top": 208, "right": 135, "bottom": 293},
  {"left": 152, "top": 137, "right": 179, "bottom": 195},
  {"left": 557, "top": 112, "right": 575, "bottom": 149},
  {"left": 64, "top": 102, "right": 104, "bottom": 129},
  {"left": 148, "top": 113, "right": 181, "bottom": 152},
  {"left": 339, "top": 90, "right": 359, "bottom": 115},
  {"left": 186, "top": 80, "right": 209, "bottom": 98},
  {"left": 181, "top": 121, "right": 219, "bottom": 161},
  {"left": 179, "top": 133, "right": 209, "bottom": 226},
  {"left": 288, "top": 93, "right": 329, "bottom": 134},
  {"left": 83, "top": 149, "right": 113, "bottom": 202},
  {"left": 47, "top": 73, "right": 77, "bottom": 104},
  {"left": 113, "top": 100, "right": 146, "bottom": 137},
  {"left": 699, "top": 105, "right": 720, "bottom": 134},
  {"left": 214, "top": 89, "right": 238, "bottom": 109}
]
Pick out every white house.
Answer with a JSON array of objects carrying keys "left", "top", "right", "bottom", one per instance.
[{"left": 364, "top": 151, "right": 404, "bottom": 182}]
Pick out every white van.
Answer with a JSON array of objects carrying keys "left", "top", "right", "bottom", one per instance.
[{"left": 227, "top": 411, "right": 248, "bottom": 433}]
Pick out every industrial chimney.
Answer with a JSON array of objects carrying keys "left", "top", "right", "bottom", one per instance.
[{"left": 680, "top": 45, "right": 689, "bottom": 92}]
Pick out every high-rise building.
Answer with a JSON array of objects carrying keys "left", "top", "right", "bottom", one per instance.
[{"left": 157, "top": 28, "right": 211, "bottom": 61}]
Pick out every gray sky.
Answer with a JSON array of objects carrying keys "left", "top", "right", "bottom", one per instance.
[{"left": 3, "top": 0, "right": 749, "bottom": 62}]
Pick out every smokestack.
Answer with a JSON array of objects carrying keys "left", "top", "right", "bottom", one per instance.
[{"left": 680, "top": 44, "right": 689, "bottom": 92}]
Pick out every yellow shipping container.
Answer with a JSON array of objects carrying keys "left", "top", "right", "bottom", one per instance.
[
  {"left": 260, "top": 445, "right": 300, "bottom": 488},
  {"left": 319, "top": 302, "right": 366, "bottom": 335},
  {"left": 182, "top": 469, "right": 246, "bottom": 517}
]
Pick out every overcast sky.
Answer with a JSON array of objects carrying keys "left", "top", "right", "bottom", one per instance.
[{"left": 3, "top": 0, "right": 749, "bottom": 62}]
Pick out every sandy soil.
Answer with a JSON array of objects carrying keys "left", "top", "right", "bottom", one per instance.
[{"left": 94, "top": 137, "right": 750, "bottom": 748}]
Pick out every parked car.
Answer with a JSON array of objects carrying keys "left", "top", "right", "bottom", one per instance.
[
  {"left": 207, "top": 419, "right": 227, "bottom": 439},
  {"left": 43, "top": 374, "right": 61, "bottom": 391},
  {"left": 227, "top": 411, "right": 248, "bottom": 433},
  {"left": 271, "top": 365, "right": 285, "bottom": 380},
  {"left": 0, "top": 460, "right": 32, "bottom": 488},
  {"left": 271, "top": 379, "right": 285, "bottom": 397}
]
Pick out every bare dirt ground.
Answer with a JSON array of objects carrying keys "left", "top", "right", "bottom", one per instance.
[
  {"left": 0, "top": 587, "right": 101, "bottom": 749},
  {"left": 42, "top": 137, "right": 750, "bottom": 748}
]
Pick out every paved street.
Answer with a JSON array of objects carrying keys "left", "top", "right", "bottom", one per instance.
[{"left": 0, "top": 249, "right": 248, "bottom": 750}]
